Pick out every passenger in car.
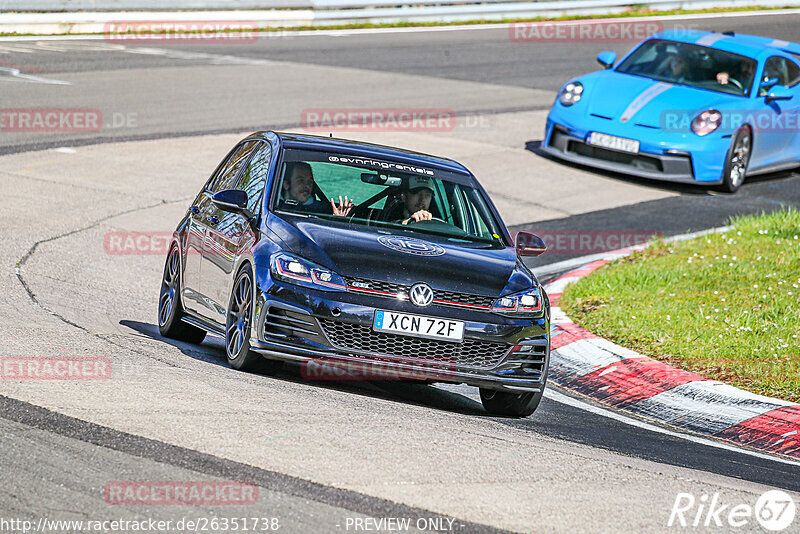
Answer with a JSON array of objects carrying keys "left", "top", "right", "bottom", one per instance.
[{"left": 279, "top": 162, "right": 353, "bottom": 216}]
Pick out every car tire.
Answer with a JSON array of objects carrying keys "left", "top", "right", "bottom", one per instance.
[
  {"left": 225, "top": 264, "right": 282, "bottom": 374},
  {"left": 479, "top": 388, "right": 543, "bottom": 417},
  {"left": 720, "top": 126, "right": 752, "bottom": 193},
  {"left": 158, "top": 245, "right": 207, "bottom": 344}
]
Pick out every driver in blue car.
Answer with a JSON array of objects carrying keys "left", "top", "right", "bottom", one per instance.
[
  {"left": 280, "top": 161, "right": 353, "bottom": 216},
  {"left": 398, "top": 176, "right": 435, "bottom": 225}
]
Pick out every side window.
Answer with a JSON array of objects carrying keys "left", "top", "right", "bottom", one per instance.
[
  {"left": 237, "top": 142, "right": 272, "bottom": 215},
  {"left": 211, "top": 140, "right": 257, "bottom": 193},
  {"left": 785, "top": 58, "right": 800, "bottom": 87},
  {"left": 762, "top": 56, "right": 797, "bottom": 88}
]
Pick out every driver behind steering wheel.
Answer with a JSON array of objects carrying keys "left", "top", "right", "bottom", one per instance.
[{"left": 397, "top": 176, "right": 435, "bottom": 225}]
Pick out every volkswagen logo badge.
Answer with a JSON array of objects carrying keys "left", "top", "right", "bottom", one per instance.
[{"left": 409, "top": 283, "right": 434, "bottom": 307}]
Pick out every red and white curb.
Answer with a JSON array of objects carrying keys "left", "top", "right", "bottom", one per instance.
[{"left": 541, "top": 240, "right": 800, "bottom": 461}]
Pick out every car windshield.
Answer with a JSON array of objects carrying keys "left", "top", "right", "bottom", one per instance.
[
  {"left": 272, "top": 149, "right": 505, "bottom": 245},
  {"left": 616, "top": 39, "right": 758, "bottom": 97}
]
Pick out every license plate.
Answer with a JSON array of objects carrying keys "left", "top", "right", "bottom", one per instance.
[
  {"left": 373, "top": 310, "right": 464, "bottom": 342},
  {"left": 587, "top": 132, "right": 640, "bottom": 154}
]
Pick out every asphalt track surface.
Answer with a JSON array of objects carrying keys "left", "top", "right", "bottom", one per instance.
[{"left": 1, "top": 12, "right": 800, "bottom": 533}]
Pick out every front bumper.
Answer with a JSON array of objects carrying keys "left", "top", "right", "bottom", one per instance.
[
  {"left": 543, "top": 109, "right": 730, "bottom": 185},
  {"left": 250, "top": 278, "right": 550, "bottom": 393}
]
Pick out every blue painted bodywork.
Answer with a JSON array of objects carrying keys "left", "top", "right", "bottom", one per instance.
[{"left": 543, "top": 30, "right": 800, "bottom": 184}]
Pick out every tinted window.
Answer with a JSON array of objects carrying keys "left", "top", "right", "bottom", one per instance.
[
  {"left": 211, "top": 140, "right": 257, "bottom": 193},
  {"left": 272, "top": 149, "right": 505, "bottom": 245},
  {"left": 237, "top": 141, "right": 272, "bottom": 214},
  {"left": 616, "top": 39, "right": 758, "bottom": 96},
  {"left": 762, "top": 56, "right": 800, "bottom": 89}
]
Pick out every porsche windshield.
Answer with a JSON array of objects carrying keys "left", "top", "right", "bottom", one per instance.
[
  {"left": 616, "top": 39, "right": 758, "bottom": 96},
  {"left": 272, "top": 150, "right": 505, "bottom": 244}
]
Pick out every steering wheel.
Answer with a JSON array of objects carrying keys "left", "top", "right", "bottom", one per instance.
[
  {"left": 727, "top": 77, "right": 744, "bottom": 91},
  {"left": 407, "top": 216, "right": 447, "bottom": 225}
]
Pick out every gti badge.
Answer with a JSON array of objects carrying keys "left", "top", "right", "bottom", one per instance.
[
  {"left": 409, "top": 283, "right": 434, "bottom": 307},
  {"left": 377, "top": 236, "right": 445, "bottom": 257}
]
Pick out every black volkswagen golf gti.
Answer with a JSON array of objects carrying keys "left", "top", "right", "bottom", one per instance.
[{"left": 158, "top": 131, "right": 551, "bottom": 416}]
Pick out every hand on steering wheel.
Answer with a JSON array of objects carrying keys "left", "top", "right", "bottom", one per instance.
[{"left": 402, "top": 210, "right": 434, "bottom": 225}]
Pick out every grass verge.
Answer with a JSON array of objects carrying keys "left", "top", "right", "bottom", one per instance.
[
  {"left": 2, "top": 5, "right": 800, "bottom": 38},
  {"left": 559, "top": 209, "right": 800, "bottom": 403}
]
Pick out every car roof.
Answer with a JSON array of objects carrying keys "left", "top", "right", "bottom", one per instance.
[
  {"left": 249, "top": 131, "right": 473, "bottom": 176},
  {"left": 650, "top": 29, "right": 800, "bottom": 60}
]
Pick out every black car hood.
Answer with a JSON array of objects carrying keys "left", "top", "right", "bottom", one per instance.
[{"left": 268, "top": 213, "right": 530, "bottom": 296}]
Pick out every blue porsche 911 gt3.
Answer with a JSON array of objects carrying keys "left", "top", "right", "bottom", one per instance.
[{"left": 543, "top": 29, "right": 800, "bottom": 192}]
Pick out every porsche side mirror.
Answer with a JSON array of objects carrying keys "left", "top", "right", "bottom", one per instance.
[
  {"left": 597, "top": 51, "right": 616, "bottom": 69},
  {"left": 515, "top": 231, "right": 547, "bottom": 257},
  {"left": 766, "top": 84, "right": 793, "bottom": 103},
  {"left": 760, "top": 76, "right": 780, "bottom": 91}
]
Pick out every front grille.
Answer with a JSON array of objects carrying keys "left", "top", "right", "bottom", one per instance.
[
  {"left": 567, "top": 140, "right": 664, "bottom": 172},
  {"left": 343, "top": 276, "right": 495, "bottom": 309},
  {"left": 319, "top": 319, "right": 510, "bottom": 370},
  {"left": 344, "top": 277, "right": 406, "bottom": 296}
]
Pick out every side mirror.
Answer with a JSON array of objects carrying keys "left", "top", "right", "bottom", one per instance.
[
  {"left": 597, "top": 51, "right": 617, "bottom": 69},
  {"left": 760, "top": 76, "right": 780, "bottom": 91},
  {"left": 766, "top": 84, "right": 793, "bottom": 103},
  {"left": 212, "top": 189, "right": 248, "bottom": 212},
  {"left": 515, "top": 231, "right": 547, "bottom": 257}
]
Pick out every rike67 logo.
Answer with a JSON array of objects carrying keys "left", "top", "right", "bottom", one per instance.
[{"left": 669, "top": 490, "right": 796, "bottom": 531}]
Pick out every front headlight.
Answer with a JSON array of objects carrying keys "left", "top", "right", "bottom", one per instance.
[
  {"left": 558, "top": 82, "right": 584, "bottom": 106},
  {"left": 270, "top": 252, "right": 347, "bottom": 291},
  {"left": 691, "top": 110, "right": 722, "bottom": 136},
  {"left": 491, "top": 287, "right": 543, "bottom": 317}
]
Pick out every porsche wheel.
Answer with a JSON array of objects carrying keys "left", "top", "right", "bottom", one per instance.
[
  {"left": 720, "top": 126, "right": 751, "bottom": 193},
  {"left": 479, "top": 388, "right": 543, "bottom": 417},
  {"left": 226, "top": 264, "right": 281, "bottom": 374},
  {"left": 158, "top": 245, "right": 206, "bottom": 344}
]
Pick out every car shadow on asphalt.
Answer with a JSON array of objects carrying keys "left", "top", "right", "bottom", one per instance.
[
  {"left": 119, "top": 320, "right": 487, "bottom": 417},
  {"left": 525, "top": 139, "right": 799, "bottom": 196}
]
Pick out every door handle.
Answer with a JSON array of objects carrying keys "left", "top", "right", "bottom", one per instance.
[
  {"left": 189, "top": 206, "right": 200, "bottom": 215},
  {"left": 209, "top": 216, "right": 220, "bottom": 224}
]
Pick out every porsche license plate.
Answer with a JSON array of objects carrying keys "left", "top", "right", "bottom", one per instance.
[
  {"left": 373, "top": 310, "right": 464, "bottom": 342},
  {"left": 587, "top": 132, "right": 640, "bottom": 154}
]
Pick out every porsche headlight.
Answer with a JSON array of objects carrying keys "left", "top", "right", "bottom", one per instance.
[
  {"left": 691, "top": 110, "right": 722, "bottom": 136},
  {"left": 270, "top": 252, "right": 347, "bottom": 291},
  {"left": 559, "top": 82, "right": 584, "bottom": 107},
  {"left": 492, "top": 287, "right": 544, "bottom": 317}
]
